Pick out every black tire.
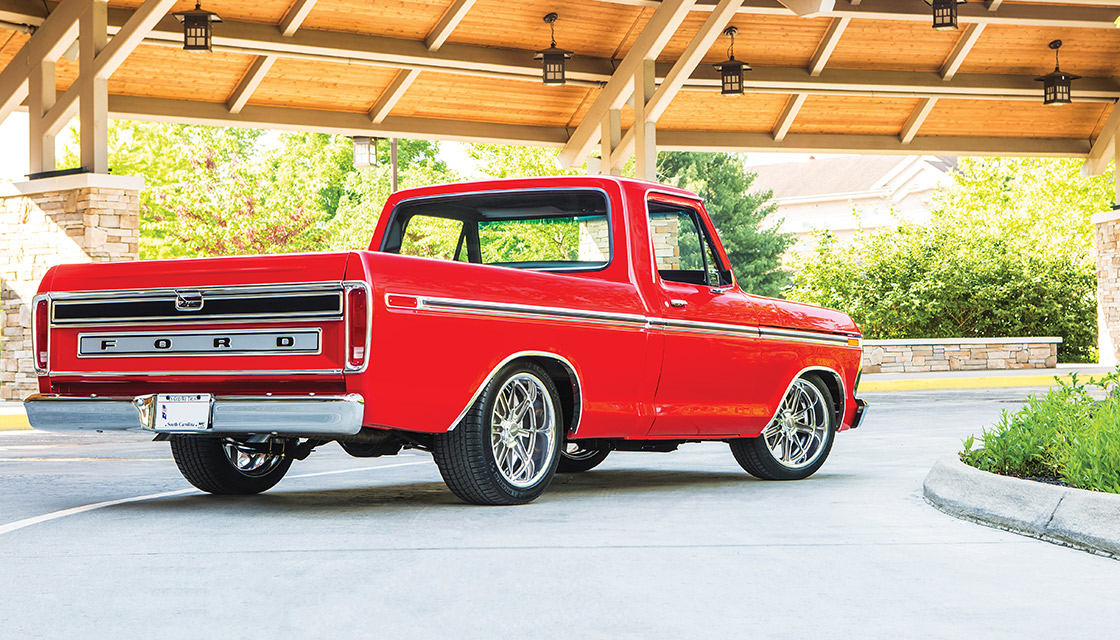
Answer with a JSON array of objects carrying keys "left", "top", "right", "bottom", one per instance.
[
  {"left": 170, "top": 436, "right": 293, "bottom": 495},
  {"left": 730, "top": 375, "right": 836, "bottom": 481},
  {"left": 433, "top": 361, "right": 563, "bottom": 505},
  {"left": 557, "top": 443, "right": 610, "bottom": 473}
]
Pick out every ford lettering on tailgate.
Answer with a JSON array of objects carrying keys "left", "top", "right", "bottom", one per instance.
[{"left": 78, "top": 329, "right": 321, "bottom": 357}]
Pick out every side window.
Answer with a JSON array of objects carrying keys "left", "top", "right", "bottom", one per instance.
[
  {"left": 649, "top": 205, "right": 732, "bottom": 287},
  {"left": 399, "top": 215, "right": 465, "bottom": 261}
]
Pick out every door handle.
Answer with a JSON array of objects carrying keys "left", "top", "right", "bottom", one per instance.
[{"left": 668, "top": 299, "right": 687, "bottom": 308}]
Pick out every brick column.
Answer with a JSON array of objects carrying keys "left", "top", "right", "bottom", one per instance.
[
  {"left": 0, "top": 174, "right": 142, "bottom": 401},
  {"left": 1092, "top": 209, "right": 1120, "bottom": 366}
]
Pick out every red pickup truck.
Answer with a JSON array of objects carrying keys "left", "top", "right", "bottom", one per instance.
[{"left": 25, "top": 176, "right": 867, "bottom": 505}]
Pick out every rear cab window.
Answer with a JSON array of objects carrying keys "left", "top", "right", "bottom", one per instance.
[{"left": 381, "top": 190, "right": 611, "bottom": 272}]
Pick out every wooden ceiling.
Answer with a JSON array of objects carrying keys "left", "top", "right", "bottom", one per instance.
[{"left": 0, "top": 0, "right": 1118, "bottom": 165}]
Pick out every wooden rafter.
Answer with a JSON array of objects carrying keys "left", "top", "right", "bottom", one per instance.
[
  {"left": 227, "top": 55, "right": 277, "bottom": 114},
  {"left": 773, "top": 93, "right": 807, "bottom": 142},
  {"left": 899, "top": 97, "right": 938, "bottom": 144},
  {"left": 369, "top": 69, "right": 420, "bottom": 124},
  {"left": 556, "top": 0, "right": 697, "bottom": 169},
  {"left": 279, "top": 0, "right": 318, "bottom": 37},
  {"left": 808, "top": 16, "right": 849, "bottom": 77},
  {"left": 1084, "top": 105, "right": 1120, "bottom": 176},
  {"left": 426, "top": 0, "right": 477, "bottom": 51},
  {"left": 940, "top": 23, "right": 985, "bottom": 82}
]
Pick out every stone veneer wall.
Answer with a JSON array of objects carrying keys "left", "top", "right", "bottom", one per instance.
[
  {"left": 0, "top": 175, "right": 141, "bottom": 401},
  {"left": 1093, "top": 210, "right": 1120, "bottom": 366},
  {"left": 861, "top": 338, "right": 1061, "bottom": 374}
]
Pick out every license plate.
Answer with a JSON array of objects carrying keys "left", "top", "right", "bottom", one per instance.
[{"left": 155, "top": 394, "right": 212, "bottom": 431}]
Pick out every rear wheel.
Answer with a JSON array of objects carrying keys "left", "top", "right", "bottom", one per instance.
[
  {"left": 433, "top": 362, "right": 562, "bottom": 505},
  {"left": 730, "top": 375, "right": 836, "bottom": 481},
  {"left": 557, "top": 442, "right": 609, "bottom": 473},
  {"left": 170, "top": 436, "right": 293, "bottom": 494}
]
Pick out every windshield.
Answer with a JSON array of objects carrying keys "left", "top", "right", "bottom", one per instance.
[{"left": 380, "top": 190, "right": 611, "bottom": 272}]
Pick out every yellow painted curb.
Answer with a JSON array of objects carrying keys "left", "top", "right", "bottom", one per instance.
[
  {"left": 0, "top": 413, "right": 32, "bottom": 431},
  {"left": 862, "top": 374, "right": 1072, "bottom": 392}
]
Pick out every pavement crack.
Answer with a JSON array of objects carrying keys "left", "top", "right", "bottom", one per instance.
[{"left": 1043, "top": 493, "right": 1065, "bottom": 531}]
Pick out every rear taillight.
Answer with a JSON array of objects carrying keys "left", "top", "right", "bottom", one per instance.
[
  {"left": 346, "top": 286, "right": 369, "bottom": 370},
  {"left": 33, "top": 297, "right": 49, "bottom": 372}
]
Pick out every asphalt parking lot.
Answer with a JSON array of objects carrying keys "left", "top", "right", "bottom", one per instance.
[{"left": 1, "top": 388, "right": 1118, "bottom": 638}]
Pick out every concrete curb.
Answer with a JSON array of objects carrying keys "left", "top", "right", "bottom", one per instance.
[
  {"left": 0, "top": 408, "right": 30, "bottom": 431},
  {"left": 861, "top": 374, "right": 1073, "bottom": 392},
  {"left": 923, "top": 455, "right": 1120, "bottom": 559}
]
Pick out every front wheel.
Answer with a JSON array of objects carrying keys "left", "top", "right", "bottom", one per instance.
[
  {"left": 730, "top": 375, "right": 836, "bottom": 481},
  {"left": 433, "top": 362, "right": 563, "bottom": 505},
  {"left": 170, "top": 436, "right": 293, "bottom": 494}
]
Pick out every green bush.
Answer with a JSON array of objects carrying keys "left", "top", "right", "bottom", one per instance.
[
  {"left": 960, "top": 373, "right": 1120, "bottom": 494},
  {"left": 789, "top": 224, "right": 1097, "bottom": 363}
]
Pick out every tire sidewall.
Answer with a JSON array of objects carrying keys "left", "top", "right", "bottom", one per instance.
[
  {"left": 476, "top": 362, "right": 563, "bottom": 501},
  {"left": 755, "top": 375, "right": 837, "bottom": 480}
]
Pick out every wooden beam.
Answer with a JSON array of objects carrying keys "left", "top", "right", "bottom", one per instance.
[
  {"left": 772, "top": 93, "right": 807, "bottom": 141},
  {"left": 899, "top": 97, "right": 937, "bottom": 144},
  {"left": 0, "top": 0, "right": 84, "bottom": 125},
  {"left": 227, "top": 54, "right": 276, "bottom": 114},
  {"left": 425, "top": 0, "right": 476, "bottom": 51},
  {"left": 808, "top": 16, "right": 849, "bottom": 77},
  {"left": 279, "top": 0, "right": 317, "bottom": 37},
  {"left": 656, "top": 130, "right": 1091, "bottom": 157},
  {"left": 1083, "top": 105, "right": 1120, "bottom": 176},
  {"left": 940, "top": 23, "right": 984, "bottom": 81},
  {"left": 28, "top": 59, "right": 55, "bottom": 173},
  {"left": 369, "top": 68, "right": 420, "bottom": 124},
  {"left": 107, "top": 95, "right": 571, "bottom": 146},
  {"left": 633, "top": 59, "right": 657, "bottom": 181},
  {"left": 986, "top": 0, "right": 1003, "bottom": 11},
  {"left": 556, "top": 0, "right": 696, "bottom": 169},
  {"left": 592, "top": 0, "right": 1120, "bottom": 29},
  {"left": 79, "top": 0, "right": 108, "bottom": 174},
  {"left": 776, "top": 0, "right": 834, "bottom": 17},
  {"left": 39, "top": 0, "right": 178, "bottom": 135}
]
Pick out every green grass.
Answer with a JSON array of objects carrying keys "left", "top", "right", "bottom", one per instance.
[{"left": 960, "top": 371, "right": 1120, "bottom": 494}]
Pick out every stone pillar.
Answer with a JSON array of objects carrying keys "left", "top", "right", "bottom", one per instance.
[
  {"left": 0, "top": 174, "right": 142, "bottom": 401},
  {"left": 1093, "top": 209, "right": 1120, "bottom": 366}
]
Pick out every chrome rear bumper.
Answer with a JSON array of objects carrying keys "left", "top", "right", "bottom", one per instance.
[{"left": 23, "top": 393, "right": 364, "bottom": 437}]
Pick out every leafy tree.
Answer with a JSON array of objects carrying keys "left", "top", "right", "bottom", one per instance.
[
  {"left": 788, "top": 157, "right": 1115, "bottom": 363},
  {"left": 467, "top": 144, "right": 588, "bottom": 178},
  {"left": 656, "top": 152, "right": 793, "bottom": 297}
]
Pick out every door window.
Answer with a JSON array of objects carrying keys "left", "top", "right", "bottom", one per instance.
[{"left": 648, "top": 204, "right": 732, "bottom": 287}]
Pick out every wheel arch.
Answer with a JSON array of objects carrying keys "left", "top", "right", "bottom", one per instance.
[
  {"left": 448, "top": 351, "right": 583, "bottom": 435},
  {"left": 775, "top": 366, "right": 846, "bottom": 430}
]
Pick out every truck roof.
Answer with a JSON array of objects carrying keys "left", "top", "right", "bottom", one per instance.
[{"left": 384, "top": 175, "right": 703, "bottom": 208}]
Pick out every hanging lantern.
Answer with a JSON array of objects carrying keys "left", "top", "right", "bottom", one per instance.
[
  {"left": 172, "top": 2, "right": 222, "bottom": 51},
  {"left": 352, "top": 136, "right": 376, "bottom": 168},
  {"left": 534, "top": 13, "right": 573, "bottom": 86},
  {"left": 713, "top": 26, "right": 750, "bottom": 96},
  {"left": 924, "top": 0, "right": 966, "bottom": 31},
  {"left": 1035, "top": 40, "right": 1081, "bottom": 106}
]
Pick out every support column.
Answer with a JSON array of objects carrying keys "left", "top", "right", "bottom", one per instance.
[
  {"left": 633, "top": 59, "right": 657, "bottom": 181},
  {"left": 1092, "top": 142, "right": 1120, "bottom": 366},
  {"left": 600, "top": 109, "right": 621, "bottom": 176},
  {"left": 0, "top": 174, "right": 142, "bottom": 401},
  {"left": 28, "top": 61, "right": 57, "bottom": 174},
  {"left": 79, "top": 0, "right": 108, "bottom": 174}
]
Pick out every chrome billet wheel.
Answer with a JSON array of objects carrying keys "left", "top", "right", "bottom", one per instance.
[
  {"left": 489, "top": 373, "right": 558, "bottom": 488},
  {"left": 433, "top": 361, "right": 564, "bottom": 505},
  {"left": 557, "top": 441, "right": 610, "bottom": 473},
  {"left": 760, "top": 378, "right": 829, "bottom": 470},
  {"left": 222, "top": 440, "right": 285, "bottom": 477},
  {"left": 730, "top": 375, "right": 837, "bottom": 481}
]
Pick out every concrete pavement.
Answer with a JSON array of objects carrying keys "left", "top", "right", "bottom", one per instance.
[{"left": 1, "top": 387, "right": 1118, "bottom": 638}]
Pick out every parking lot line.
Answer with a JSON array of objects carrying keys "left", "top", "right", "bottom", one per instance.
[{"left": 0, "top": 460, "right": 428, "bottom": 537}]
